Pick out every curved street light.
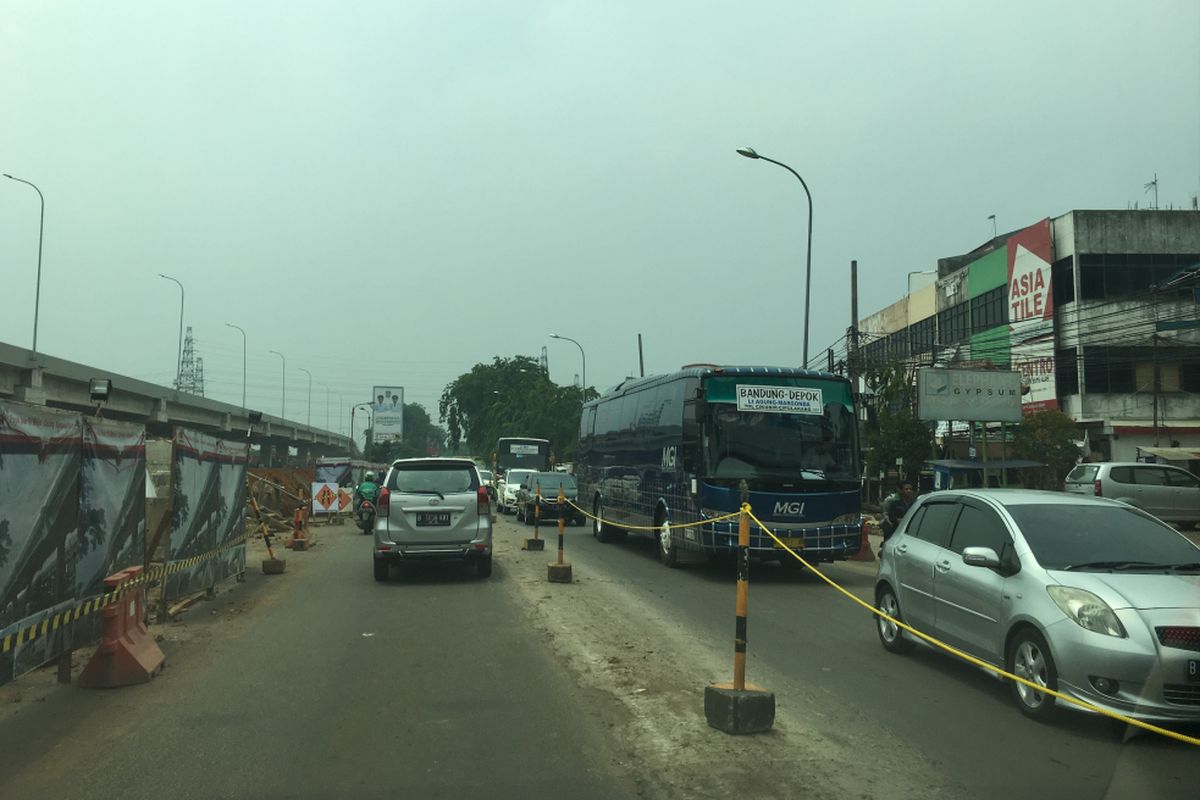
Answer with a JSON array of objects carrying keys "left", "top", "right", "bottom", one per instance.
[
  {"left": 549, "top": 333, "right": 586, "bottom": 395},
  {"left": 4, "top": 174, "right": 45, "bottom": 354},
  {"left": 736, "top": 146, "right": 815, "bottom": 368},
  {"left": 268, "top": 350, "right": 286, "bottom": 419},
  {"left": 225, "top": 323, "right": 247, "bottom": 408},
  {"left": 351, "top": 402, "right": 372, "bottom": 451},
  {"left": 158, "top": 274, "right": 185, "bottom": 387}
]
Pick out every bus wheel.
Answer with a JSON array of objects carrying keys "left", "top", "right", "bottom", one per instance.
[
  {"left": 594, "top": 498, "right": 623, "bottom": 543},
  {"left": 657, "top": 515, "right": 679, "bottom": 568}
]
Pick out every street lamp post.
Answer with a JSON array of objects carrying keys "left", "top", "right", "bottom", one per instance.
[
  {"left": 298, "top": 367, "right": 312, "bottom": 428},
  {"left": 268, "top": 350, "right": 286, "bottom": 419},
  {"left": 3, "top": 174, "right": 45, "bottom": 354},
  {"left": 225, "top": 323, "right": 247, "bottom": 407},
  {"left": 320, "top": 382, "right": 331, "bottom": 430},
  {"left": 158, "top": 274, "right": 185, "bottom": 387},
  {"left": 736, "top": 147, "right": 815, "bottom": 368},
  {"left": 351, "top": 402, "right": 372, "bottom": 452},
  {"left": 549, "top": 333, "right": 586, "bottom": 395}
]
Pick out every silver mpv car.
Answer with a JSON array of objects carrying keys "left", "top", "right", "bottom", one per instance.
[
  {"left": 875, "top": 489, "right": 1200, "bottom": 724},
  {"left": 372, "top": 458, "right": 493, "bottom": 580}
]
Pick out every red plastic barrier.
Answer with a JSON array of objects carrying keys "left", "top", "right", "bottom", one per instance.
[
  {"left": 849, "top": 519, "right": 877, "bottom": 563},
  {"left": 78, "top": 566, "right": 165, "bottom": 688}
]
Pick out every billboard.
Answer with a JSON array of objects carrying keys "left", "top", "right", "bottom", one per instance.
[
  {"left": 371, "top": 386, "right": 404, "bottom": 442},
  {"left": 917, "top": 368, "right": 1023, "bottom": 422},
  {"left": 1008, "top": 220, "right": 1057, "bottom": 412}
]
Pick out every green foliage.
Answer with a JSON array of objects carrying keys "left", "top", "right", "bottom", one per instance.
[
  {"left": 363, "top": 403, "right": 449, "bottom": 463},
  {"left": 861, "top": 359, "right": 931, "bottom": 482},
  {"left": 438, "top": 356, "right": 596, "bottom": 462},
  {"left": 864, "top": 408, "right": 934, "bottom": 483},
  {"left": 1012, "top": 410, "right": 1080, "bottom": 489}
]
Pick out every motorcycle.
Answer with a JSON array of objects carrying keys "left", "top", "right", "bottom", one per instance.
[{"left": 358, "top": 500, "right": 376, "bottom": 535}]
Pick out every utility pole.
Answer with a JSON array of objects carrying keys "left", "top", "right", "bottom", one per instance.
[
  {"left": 1152, "top": 284, "right": 1161, "bottom": 445},
  {"left": 848, "top": 260, "right": 860, "bottom": 407},
  {"left": 637, "top": 333, "right": 645, "bottom": 378}
]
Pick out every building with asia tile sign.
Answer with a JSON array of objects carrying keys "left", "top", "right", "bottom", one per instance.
[{"left": 858, "top": 209, "right": 1200, "bottom": 462}]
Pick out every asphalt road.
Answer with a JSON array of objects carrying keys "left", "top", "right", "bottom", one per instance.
[
  {"left": 521, "top": 511, "right": 1200, "bottom": 800},
  {"left": 1, "top": 512, "right": 1197, "bottom": 800},
  {"left": 0, "top": 525, "right": 642, "bottom": 800}
]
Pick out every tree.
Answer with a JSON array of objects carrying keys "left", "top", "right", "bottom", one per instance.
[
  {"left": 364, "top": 403, "right": 448, "bottom": 463},
  {"left": 864, "top": 409, "right": 933, "bottom": 485},
  {"left": 439, "top": 356, "right": 595, "bottom": 462},
  {"left": 861, "top": 359, "right": 933, "bottom": 485},
  {"left": 1012, "top": 409, "right": 1079, "bottom": 490}
]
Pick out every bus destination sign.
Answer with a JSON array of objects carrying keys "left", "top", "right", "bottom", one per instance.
[{"left": 735, "top": 385, "right": 823, "bottom": 415}]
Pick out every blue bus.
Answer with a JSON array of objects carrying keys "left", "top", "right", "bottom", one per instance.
[{"left": 576, "top": 366, "right": 861, "bottom": 566}]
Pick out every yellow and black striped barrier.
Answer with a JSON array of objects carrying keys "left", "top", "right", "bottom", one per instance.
[{"left": 1, "top": 530, "right": 254, "bottom": 657}]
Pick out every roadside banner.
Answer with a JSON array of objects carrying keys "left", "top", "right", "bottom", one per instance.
[
  {"left": 312, "top": 482, "right": 339, "bottom": 515},
  {"left": 371, "top": 386, "right": 404, "bottom": 442},
  {"left": 165, "top": 429, "right": 248, "bottom": 601},
  {"left": 77, "top": 419, "right": 146, "bottom": 599},
  {"left": 0, "top": 402, "right": 82, "bottom": 686}
]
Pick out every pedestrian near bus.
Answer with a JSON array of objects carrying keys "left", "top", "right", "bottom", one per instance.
[{"left": 879, "top": 481, "right": 916, "bottom": 549}]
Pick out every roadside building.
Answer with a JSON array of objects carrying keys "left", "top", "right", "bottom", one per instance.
[{"left": 858, "top": 209, "right": 1200, "bottom": 463}]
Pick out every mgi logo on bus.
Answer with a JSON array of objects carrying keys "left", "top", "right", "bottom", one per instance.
[{"left": 735, "top": 385, "right": 823, "bottom": 415}]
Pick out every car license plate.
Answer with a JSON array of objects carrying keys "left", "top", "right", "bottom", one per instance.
[
  {"left": 774, "top": 536, "right": 805, "bottom": 550},
  {"left": 1188, "top": 659, "right": 1200, "bottom": 683},
  {"left": 416, "top": 512, "right": 451, "bottom": 526}
]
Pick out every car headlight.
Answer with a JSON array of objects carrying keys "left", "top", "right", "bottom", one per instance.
[
  {"left": 832, "top": 513, "right": 861, "bottom": 525},
  {"left": 1047, "top": 586, "right": 1127, "bottom": 638}
]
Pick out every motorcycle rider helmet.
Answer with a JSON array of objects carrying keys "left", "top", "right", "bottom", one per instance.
[{"left": 364, "top": 471, "right": 376, "bottom": 482}]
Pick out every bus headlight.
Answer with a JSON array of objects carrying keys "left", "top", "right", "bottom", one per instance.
[{"left": 832, "top": 513, "right": 861, "bottom": 525}]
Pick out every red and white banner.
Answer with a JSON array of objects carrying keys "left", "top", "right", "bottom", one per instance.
[{"left": 1008, "top": 220, "right": 1057, "bottom": 413}]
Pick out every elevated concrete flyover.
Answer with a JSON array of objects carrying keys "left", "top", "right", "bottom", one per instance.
[{"left": 0, "top": 341, "right": 352, "bottom": 464}]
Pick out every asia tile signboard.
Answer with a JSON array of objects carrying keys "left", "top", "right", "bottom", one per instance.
[
  {"left": 1008, "top": 220, "right": 1057, "bottom": 412},
  {"left": 917, "top": 368, "right": 1023, "bottom": 422}
]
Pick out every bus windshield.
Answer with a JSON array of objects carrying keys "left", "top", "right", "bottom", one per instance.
[{"left": 707, "top": 402, "right": 857, "bottom": 483}]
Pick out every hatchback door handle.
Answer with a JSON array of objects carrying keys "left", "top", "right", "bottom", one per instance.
[{"left": 936, "top": 560, "right": 952, "bottom": 572}]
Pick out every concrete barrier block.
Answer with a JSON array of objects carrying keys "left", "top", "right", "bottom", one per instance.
[{"left": 704, "top": 682, "right": 775, "bottom": 735}]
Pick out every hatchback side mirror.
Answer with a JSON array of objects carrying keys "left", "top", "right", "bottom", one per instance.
[{"left": 962, "top": 546, "right": 1001, "bottom": 569}]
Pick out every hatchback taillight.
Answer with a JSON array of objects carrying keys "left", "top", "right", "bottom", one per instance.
[
  {"left": 478, "top": 486, "right": 490, "bottom": 515},
  {"left": 377, "top": 487, "right": 390, "bottom": 517},
  {"left": 1093, "top": 479, "right": 1102, "bottom": 496}
]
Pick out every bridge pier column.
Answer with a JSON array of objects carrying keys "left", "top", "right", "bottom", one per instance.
[{"left": 15, "top": 366, "right": 47, "bottom": 405}]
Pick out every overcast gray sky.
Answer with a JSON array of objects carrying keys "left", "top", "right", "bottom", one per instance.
[{"left": 3, "top": 1, "right": 1198, "bottom": 435}]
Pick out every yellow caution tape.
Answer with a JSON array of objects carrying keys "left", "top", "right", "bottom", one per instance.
[
  {"left": 564, "top": 499, "right": 742, "bottom": 531},
  {"left": 0, "top": 530, "right": 255, "bottom": 656},
  {"left": 746, "top": 509, "right": 1200, "bottom": 747}
]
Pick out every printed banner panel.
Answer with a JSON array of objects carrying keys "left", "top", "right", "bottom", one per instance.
[
  {"left": 165, "top": 429, "right": 248, "bottom": 601},
  {"left": 0, "top": 402, "right": 82, "bottom": 686},
  {"left": 1008, "top": 220, "right": 1058, "bottom": 412},
  {"left": 76, "top": 419, "right": 146, "bottom": 600}
]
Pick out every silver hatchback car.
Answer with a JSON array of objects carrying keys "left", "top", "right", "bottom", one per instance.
[
  {"left": 875, "top": 489, "right": 1200, "bottom": 724},
  {"left": 1065, "top": 462, "right": 1200, "bottom": 527},
  {"left": 372, "top": 458, "right": 493, "bottom": 580}
]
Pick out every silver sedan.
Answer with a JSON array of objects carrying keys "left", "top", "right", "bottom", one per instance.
[{"left": 874, "top": 489, "right": 1200, "bottom": 724}]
